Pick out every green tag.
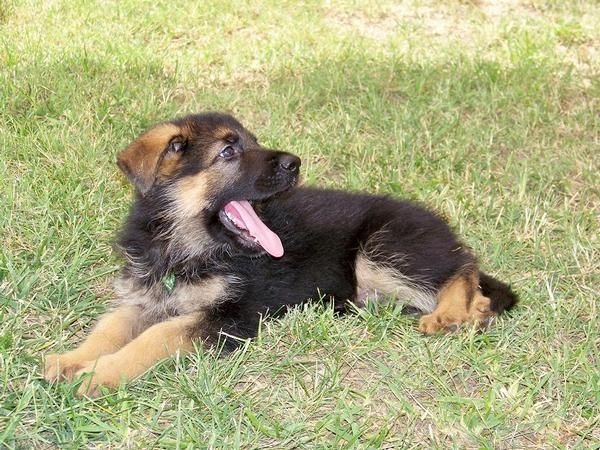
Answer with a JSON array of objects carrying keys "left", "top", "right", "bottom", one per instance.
[{"left": 162, "top": 272, "right": 176, "bottom": 293}]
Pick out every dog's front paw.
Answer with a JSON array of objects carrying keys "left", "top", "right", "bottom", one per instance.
[
  {"left": 75, "top": 356, "right": 123, "bottom": 398},
  {"left": 44, "top": 353, "right": 89, "bottom": 382}
]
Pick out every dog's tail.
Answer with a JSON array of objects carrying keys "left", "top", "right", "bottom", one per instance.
[{"left": 479, "top": 271, "right": 519, "bottom": 314}]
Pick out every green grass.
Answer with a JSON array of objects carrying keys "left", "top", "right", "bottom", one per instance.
[{"left": 1, "top": 0, "right": 599, "bottom": 448}]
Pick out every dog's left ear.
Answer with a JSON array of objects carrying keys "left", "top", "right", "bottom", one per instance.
[{"left": 117, "top": 123, "right": 181, "bottom": 195}]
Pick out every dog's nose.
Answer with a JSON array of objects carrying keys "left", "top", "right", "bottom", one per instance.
[{"left": 278, "top": 154, "right": 301, "bottom": 173}]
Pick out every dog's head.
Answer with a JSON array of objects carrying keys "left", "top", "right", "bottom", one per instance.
[{"left": 117, "top": 113, "right": 300, "bottom": 259}]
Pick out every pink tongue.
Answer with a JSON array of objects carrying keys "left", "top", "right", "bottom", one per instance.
[{"left": 223, "top": 200, "right": 284, "bottom": 257}]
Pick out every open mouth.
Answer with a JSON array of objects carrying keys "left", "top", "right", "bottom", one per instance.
[{"left": 218, "top": 200, "right": 284, "bottom": 257}]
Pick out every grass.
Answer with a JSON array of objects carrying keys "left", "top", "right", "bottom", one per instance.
[{"left": 1, "top": 0, "right": 599, "bottom": 448}]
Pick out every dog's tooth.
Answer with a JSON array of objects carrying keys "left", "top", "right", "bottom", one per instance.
[{"left": 225, "top": 211, "right": 242, "bottom": 228}]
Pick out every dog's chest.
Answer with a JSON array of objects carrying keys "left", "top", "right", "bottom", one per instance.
[{"left": 114, "top": 275, "right": 231, "bottom": 323}]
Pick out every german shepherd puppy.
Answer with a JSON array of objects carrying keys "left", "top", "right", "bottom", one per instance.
[{"left": 44, "top": 112, "right": 517, "bottom": 397}]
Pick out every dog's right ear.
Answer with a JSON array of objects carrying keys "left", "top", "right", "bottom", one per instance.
[{"left": 117, "top": 123, "right": 182, "bottom": 195}]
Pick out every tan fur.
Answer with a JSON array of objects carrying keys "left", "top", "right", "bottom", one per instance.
[
  {"left": 115, "top": 274, "right": 231, "bottom": 320},
  {"left": 75, "top": 314, "right": 197, "bottom": 397},
  {"left": 418, "top": 273, "right": 495, "bottom": 335},
  {"left": 44, "top": 305, "right": 140, "bottom": 382},
  {"left": 117, "top": 123, "right": 181, "bottom": 193},
  {"left": 172, "top": 276, "right": 229, "bottom": 314},
  {"left": 158, "top": 173, "right": 219, "bottom": 259},
  {"left": 355, "top": 253, "right": 437, "bottom": 312},
  {"left": 158, "top": 151, "right": 183, "bottom": 179},
  {"left": 213, "top": 126, "right": 236, "bottom": 141},
  {"left": 168, "top": 172, "right": 210, "bottom": 218},
  {"left": 165, "top": 160, "right": 242, "bottom": 220}
]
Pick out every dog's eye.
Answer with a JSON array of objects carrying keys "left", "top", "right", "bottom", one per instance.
[
  {"left": 168, "top": 139, "right": 186, "bottom": 153},
  {"left": 219, "top": 146, "right": 235, "bottom": 159}
]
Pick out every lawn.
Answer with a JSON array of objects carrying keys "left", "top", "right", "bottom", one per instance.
[{"left": 1, "top": 0, "right": 598, "bottom": 448}]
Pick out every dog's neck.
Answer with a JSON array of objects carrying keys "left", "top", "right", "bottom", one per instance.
[{"left": 117, "top": 195, "right": 224, "bottom": 286}]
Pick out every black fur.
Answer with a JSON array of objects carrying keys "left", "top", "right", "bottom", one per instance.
[{"left": 478, "top": 272, "right": 518, "bottom": 314}]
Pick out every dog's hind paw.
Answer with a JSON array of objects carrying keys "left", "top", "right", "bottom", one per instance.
[{"left": 418, "top": 314, "right": 460, "bottom": 335}]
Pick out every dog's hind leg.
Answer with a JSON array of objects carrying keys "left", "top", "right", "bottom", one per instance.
[
  {"left": 418, "top": 270, "right": 496, "bottom": 335},
  {"left": 355, "top": 252, "right": 496, "bottom": 334}
]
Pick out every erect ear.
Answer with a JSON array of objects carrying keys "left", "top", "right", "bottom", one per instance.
[{"left": 117, "top": 123, "right": 182, "bottom": 195}]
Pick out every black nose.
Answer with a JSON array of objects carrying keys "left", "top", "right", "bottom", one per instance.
[{"left": 278, "top": 153, "right": 301, "bottom": 173}]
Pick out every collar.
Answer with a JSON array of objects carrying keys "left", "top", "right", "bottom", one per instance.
[{"left": 161, "top": 272, "right": 176, "bottom": 294}]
